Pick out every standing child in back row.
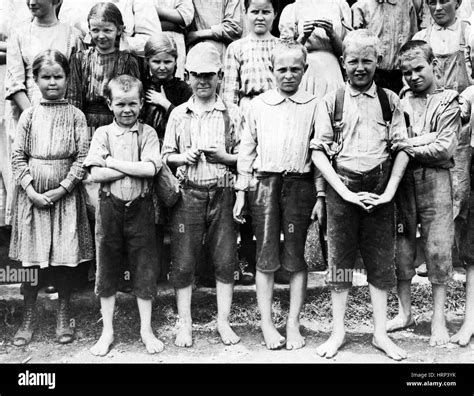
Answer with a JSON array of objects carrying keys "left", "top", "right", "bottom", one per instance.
[
  {"left": 84, "top": 75, "right": 162, "bottom": 357},
  {"left": 413, "top": 0, "right": 474, "bottom": 268}
]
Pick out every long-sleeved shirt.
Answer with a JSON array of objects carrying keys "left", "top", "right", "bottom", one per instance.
[
  {"left": 413, "top": 19, "right": 474, "bottom": 88},
  {"left": 400, "top": 89, "right": 459, "bottom": 168},
  {"left": 352, "top": 0, "right": 418, "bottom": 70},
  {"left": 162, "top": 95, "right": 243, "bottom": 185},
  {"left": 190, "top": 0, "right": 243, "bottom": 60},
  {"left": 310, "top": 82, "right": 411, "bottom": 193},
  {"left": 83, "top": 120, "right": 162, "bottom": 201},
  {"left": 235, "top": 89, "right": 317, "bottom": 191}
]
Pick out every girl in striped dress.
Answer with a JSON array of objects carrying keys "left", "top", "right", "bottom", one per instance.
[
  {"left": 221, "top": 0, "right": 278, "bottom": 286},
  {"left": 67, "top": 2, "right": 140, "bottom": 215},
  {"left": 10, "top": 50, "right": 93, "bottom": 347}
]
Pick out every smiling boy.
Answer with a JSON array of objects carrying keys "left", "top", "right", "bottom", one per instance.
[
  {"left": 311, "top": 29, "right": 412, "bottom": 360},
  {"left": 233, "top": 40, "right": 317, "bottom": 350},
  {"left": 388, "top": 40, "right": 459, "bottom": 347}
]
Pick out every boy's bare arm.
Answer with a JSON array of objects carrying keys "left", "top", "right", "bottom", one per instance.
[
  {"left": 106, "top": 157, "right": 156, "bottom": 178},
  {"left": 90, "top": 165, "right": 126, "bottom": 183}
]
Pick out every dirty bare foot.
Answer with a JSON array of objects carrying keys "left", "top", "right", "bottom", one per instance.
[
  {"left": 316, "top": 331, "right": 346, "bottom": 359},
  {"left": 174, "top": 319, "right": 193, "bottom": 348},
  {"left": 286, "top": 323, "right": 305, "bottom": 350},
  {"left": 430, "top": 319, "right": 450, "bottom": 346},
  {"left": 387, "top": 314, "right": 414, "bottom": 332},
  {"left": 217, "top": 320, "right": 240, "bottom": 345},
  {"left": 372, "top": 334, "right": 407, "bottom": 361},
  {"left": 261, "top": 322, "right": 285, "bottom": 350},
  {"left": 451, "top": 322, "right": 474, "bottom": 346},
  {"left": 90, "top": 331, "right": 114, "bottom": 357},
  {"left": 141, "top": 329, "right": 164, "bottom": 354}
]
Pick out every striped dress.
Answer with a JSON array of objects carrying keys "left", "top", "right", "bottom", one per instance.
[
  {"left": 67, "top": 47, "right": 141, "bottom": 139},
  {"left": 9, "top": 100, "right": 94, "bottom": 268},
  {"left": 221, "top": 36, "right": 278, "bottom": 111}
]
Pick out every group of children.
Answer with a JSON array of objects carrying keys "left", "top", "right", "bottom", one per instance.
[{"left": 3, "top": 0, "right": 474, "bottom": 361}]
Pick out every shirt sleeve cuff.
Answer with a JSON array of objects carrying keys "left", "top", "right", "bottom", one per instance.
[
  {"left": 83, "top": 155, "right": 106, "bottom": 170},
  {"left": 211, "top": 25, "right": 223, "bottom": 40},
  {"left": 20, "top": 174, "right": 33, "bottom": 190},
  {"left": 60, "top": 179, "right": 74, "bottom": 193},
  {"left": 234, "top": 175, "right": 251, "bottom": 191}
]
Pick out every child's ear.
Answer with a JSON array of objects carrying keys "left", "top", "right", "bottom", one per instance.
[
  {"left": 340, "top": 56, "right": 345, "bottom": 70},
  {"left": 218, "top": 70, "right": 224, "bottom": 80},
  {"left": 303, "top": 63, "right": 309, "bottom": 73},
  {"left": 377, "top": 54, "right": 383, "bottom": 67},
  {"left": 184, "top": 70, "right": 189, "bottom": 83},
  {"left": 106, "top": 98, "right": 113, "bottom": 111}
]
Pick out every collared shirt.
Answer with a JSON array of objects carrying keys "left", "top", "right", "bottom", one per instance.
[
  {"left": 413, "top": 19, "right": 474, "bottom": 81},
  {"left": 235, "top": 89, "right": 317, "bottom": 191},
  {"left": 162, "top": 95, "right": 243, "bottom": 185},
  {"left": 190, "top": 0, "right": 243, "bottom": 60},
  {"left": 352, "top": 0, "right": 418, "bottom": 71},
  {"left": 400, "top": 89, "right": 459, "bottom": 168},
  {"left": 83, "top": 121, "right": 162, "bottom": 201},
  {"left": 311, "top": 82, "right": 410, "bottom": 177}
]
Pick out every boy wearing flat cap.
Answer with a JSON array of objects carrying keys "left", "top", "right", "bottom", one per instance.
[{"left": 162, "top": 42, "right": 244, "bottom": 348}]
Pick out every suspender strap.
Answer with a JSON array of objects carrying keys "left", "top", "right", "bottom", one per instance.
[
  {"left": 333, "top": 87, "right": 345, "bottom": 123},
  {"left": 376, "top": 86, "right": 393, "bottom": 124}
]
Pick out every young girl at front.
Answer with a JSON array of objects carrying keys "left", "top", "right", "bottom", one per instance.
[{"left": 9, "top": 49, "right": 93, "bottom": 347}]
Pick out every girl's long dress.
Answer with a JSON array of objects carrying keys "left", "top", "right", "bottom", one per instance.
[
  {"left": 9, "top": 100, "right": 93, "bottom": 268},
  {"left": 279, "top": 0, "right": 351, "bottom": 98}
]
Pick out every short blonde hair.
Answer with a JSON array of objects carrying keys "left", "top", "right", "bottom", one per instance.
[
  {"left": 271, "top": 39, "right": 307, "bottom": 66},
  {"left": 342, "top": 29, "right": 381, "bottom": 59}
]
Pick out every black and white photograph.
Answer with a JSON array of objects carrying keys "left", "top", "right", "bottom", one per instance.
[{"left": 0, "top": 0, "right": 474, "bottom": 392}]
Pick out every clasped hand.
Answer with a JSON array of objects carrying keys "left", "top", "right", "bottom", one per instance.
[{"left": 344, "top": 191, "right": 392, "bottom": 212}]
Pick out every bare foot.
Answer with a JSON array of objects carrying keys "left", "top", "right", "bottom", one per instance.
[
  {"left": 174, "top": 319, "right": 193, "bottom": 348},
  {"left": 451, "top": 323, "right": 474, "bottom": 346},
  {"left": 387, "top": 314, "right": 414, "bottom": 333},
  {"left": 372, "top": 334, "right": 407, "bottom": 361},
  {"left": 261, "top": 322, "right": 285, "bottom": 350},
  {"left": 316, "top": 331, "right": 346, "bottom": 359},
  {"left": 217, "top": 320, "right": 240, "bottom": 345},
  {"left": 430, "top": 320, "right": 450, "bottom": 346},
  {"left": 286, "top": 323, "right": 305, "bottom": 350},
  {"left": 90, "top": 332, "right": 114, "bottom": 357},
  {"left": 141, "top": 330, "right": 164, "bottom": 354}
]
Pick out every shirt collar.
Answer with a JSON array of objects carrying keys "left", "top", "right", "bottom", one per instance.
[
  {"left": 433, "top": 18, "right": 459, "bottom": 31},
  {"left": 185, "top": 94, "right": 227, "bottom": 113},
  {"left": 347, "top": 81, "right": 377, "bottom": 98},
  {"left": 112, "top": 120, "right": 139, "bottom": 136},
  {"left": 260, "top": 88, "right": 315, "bottom": 105}
]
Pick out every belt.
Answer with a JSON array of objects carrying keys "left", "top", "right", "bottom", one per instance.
[{"left": 255, "top": 171, "right": 312, "bottom": 179}]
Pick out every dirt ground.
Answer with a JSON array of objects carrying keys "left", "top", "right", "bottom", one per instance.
[{"left": 0, "top": 274, "right": 473, "bottom": 364}]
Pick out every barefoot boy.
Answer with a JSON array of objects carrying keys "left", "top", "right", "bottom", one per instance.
[
  {"left": 388, "top": 40, "right": 459, "bottom": 347},
  {"left": 84, "top": 75, "right": 164, "bottom": 356},
  {"left": 311, "top": 29, "right": 411, "bottom": 360},
  {"left": 162, "top": 42, "right": 243, "bottom": 347},
  {"left": 233, "top": 40, "right": 317, "bottom": 350}
]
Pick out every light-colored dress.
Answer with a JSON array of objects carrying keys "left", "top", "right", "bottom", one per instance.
[
  {"left": 221, "top": 36, "right": 278, "bottom": 112},
  {"left": 9, "top": 100, "right": 93, "bottom": 268},
  {"left": 279, "top": 0, "right": 351, "bottom": 98},
  {"left": 4, "top": 19, "right": 83, "bottom": 224},
  {"left": 155, "top": 0, "right": 194, "bottom": 79}
]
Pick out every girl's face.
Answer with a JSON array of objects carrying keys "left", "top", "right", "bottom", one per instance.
[
  {"left": 26, "top": 0, "right": 56, "bottom": 20},
  {"left": 246, "top": 0, "right": 275, "bottom": 36},
  {"left": 148, "top": 52, "right": 176, "bottom": 82},
  {"left": 89, "top": 18, "right": 122, "bottom": 53},
  {"left": 34, "top": 62, "right": 67, "bottom": 101}
]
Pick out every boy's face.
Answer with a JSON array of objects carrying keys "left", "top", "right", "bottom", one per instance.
[
  {"left": 34, "top": 62, "right": 67, "bottom": 101},
  {"left": 343, "top": 45, "right": 380, "bottom": 92},
  {"left": 272, "top": 49, "right": 307, "bottom": 96},
  {"left": 107, "top": 86, "right": 143, "bottom": 128},
  {"left": 427, "top": 0, "right": 460, "bottom": 27},
  {"left": 188, "top": 71, "right": 220, "bottom": 100},
  {"left": 148, "top": 52, "right": 176, "bottom": 82},
  {"left": 401, "top": 52, "right": 435, "bottom": 94}
]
